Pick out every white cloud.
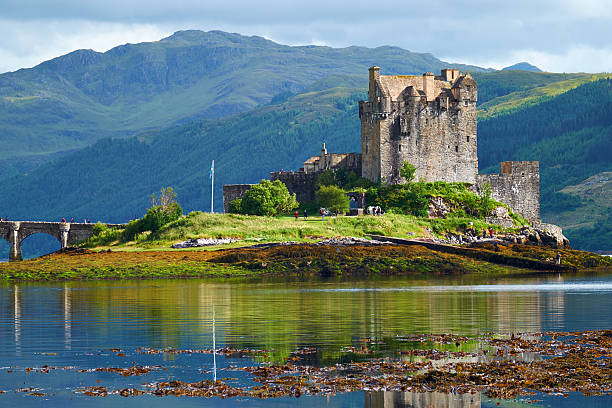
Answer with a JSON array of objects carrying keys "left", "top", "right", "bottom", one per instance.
[
  {"left": 0, "top": 1, "right": 611, "bottom": 73},
  {"left": 0, "top": 19, "right": 171, "bottom": 73},
  {"left": 448, "top": 46, "right": 612, "bottom": 73}
]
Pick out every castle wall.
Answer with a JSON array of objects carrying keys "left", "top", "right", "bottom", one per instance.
[
  {"left": 222, "top": 184, "right": 254, "bottom": 213},
  {"left": 477, "top": 161, "right": 540, "bottom": 223},
  {"left": 270, "top": 171, "right": 319, "bottom": 204}
]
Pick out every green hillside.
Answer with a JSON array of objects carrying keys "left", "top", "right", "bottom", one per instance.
[
  {"left": 0, "top": 87, "right": 364, "bottom": 223},
  {"left": 477, "top": 78, "right": 612, "bottom": 250},
  {"left": 0, "top": 29, "right": 486, "bottom": 177},
  {"left": 1, "top": 42, "right": 611, "bottom": 251}
]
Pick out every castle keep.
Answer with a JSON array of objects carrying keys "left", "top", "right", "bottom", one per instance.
[
  {"left": 360, "top": 67, "right": 478, "bottom": 184},
  {"left": 223, "top": 67, "right": 540, "bottom": 223}
]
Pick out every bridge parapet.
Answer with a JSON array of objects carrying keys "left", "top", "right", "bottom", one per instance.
[{"left": 0, "top": 221, "right": 125, "bottom": 261}]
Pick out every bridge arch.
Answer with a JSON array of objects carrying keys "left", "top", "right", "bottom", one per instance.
[
  {"left": 0, "top": 221, "right": 123, "bottom": 261},
  {"left": 18, "top": 233, "right": 62, "bottom": 260}
]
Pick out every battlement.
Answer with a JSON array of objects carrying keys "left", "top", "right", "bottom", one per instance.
[
  {"left": 477, "top": 161, "right": 540, "bottom": 223},
  {"left": 500, "top": 161, "right": 539, "bottom": 176}
]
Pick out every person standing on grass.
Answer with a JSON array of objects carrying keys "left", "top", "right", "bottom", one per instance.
[
  {"left": 294, "top": 211, "right": 299, "bottom": 220},
  {"left": 303, "top": 210, "right": 307, "bottom": 220}
]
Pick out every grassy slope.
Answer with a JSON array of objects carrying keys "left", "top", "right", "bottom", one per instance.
[
  {"left": 475, "top": 73, "right": 612, "bottom": 119},
  {"left": 84, "top": 211, "right": 502, "bottom": 251}
]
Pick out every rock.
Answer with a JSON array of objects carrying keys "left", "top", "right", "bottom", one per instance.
[
  {"left": 172, "top": 238, "right": 238, "bottom": 248},
  {"left": 491, "top": 206, "right": 509, "bottom": 218},
  {"left": 486, "top": 206, "right": 515, "bottom": 228},
  {"left": 534, "top": 223, "right": 571, "bottom": 249},
  {"left": 501, "top": 224, "right": 571, "bottom": 249},
  {"left": 428, "top": 197, "right": 451, "bottom": 218}
]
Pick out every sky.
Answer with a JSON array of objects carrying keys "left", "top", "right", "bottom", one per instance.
[{"left": 1, "top": 0, "right": 611, "bottom": 74}]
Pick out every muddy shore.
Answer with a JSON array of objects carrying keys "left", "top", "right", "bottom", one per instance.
[{"left": 0, "top": 240, "right": 610, "bottom": 282}]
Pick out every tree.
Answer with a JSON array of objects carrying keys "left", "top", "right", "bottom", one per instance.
[
  {"left": 316, "top": 185, "right": 350, "bottom": 213},
  {"left": 400, "top": 161, "right": 417, "bottom": 184},
  {"left": 479, "top": 182, "right": 495, "bottom": 217},
  {"left": 238, "top": 179, "right": 298, "bottom": 216},
  {"left": 122, "top": 186, "right": 183, "bottom": 241}
]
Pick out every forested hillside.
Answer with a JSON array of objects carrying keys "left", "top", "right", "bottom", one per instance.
[
  {"left": 0, "top": 88, "right": 363, "bottom": 222},
  {"left": 1, "top": 40, "right": 610, "bottom": 251},
  {"left": 0, "top": 29, "right": 486, "bottom": 180},
  {"left": 478, "top": 78, "right": 612, "bottom": 250}
]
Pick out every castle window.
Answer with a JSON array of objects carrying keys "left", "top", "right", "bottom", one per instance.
[
  {"left": 425, "top": 118, "right": 429, "bottom": 124},
  {"left": 455, "top": 145, "right": 459, "bottom": 153},
  {"left": 398, "top": 145, "right": 402, "bottom": 152},
  {"left": 467, "top": 136, "right": 470, "bottom": 142},
  {"left": 464, "top": 100, "right": 469, "bottom": 106}
]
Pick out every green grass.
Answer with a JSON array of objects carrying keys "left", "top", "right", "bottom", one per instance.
[
  {"left": 83, "top": 211, "right": 509, "bottom": 251},
  {"left": 478, "top": 73, "right": 612, "bottom": 119}
]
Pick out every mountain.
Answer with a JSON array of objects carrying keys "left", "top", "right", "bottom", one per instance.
[
  {"left": 1, "top": 34, "right": 610, "bottom": 252},
  {"left": 0, "top": 30, "right": 488, "bottom": 178},
  {"left": 502, "top": 62, "right": 542, "bottom": 72},
  {"left": 1, "top": 72, "right": 611, "bottom": 251}
]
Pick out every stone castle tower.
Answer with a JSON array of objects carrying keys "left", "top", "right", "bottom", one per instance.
[
  {"left": 224, "top": 66, "right": 541, "bottom": 224},
  {"left": 359, "top": 67, "right": 478, "bottom": 184}
]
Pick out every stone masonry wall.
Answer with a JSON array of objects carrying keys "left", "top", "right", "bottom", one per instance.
[
  {"left": 477, "top": 161, "right": 540, "bottom": 223},
  {"left": 270, "top": 171, "right": 319, "bottom": 204},
  {"left": 222, "top": 184, "right": 254, "bottom": 213}
]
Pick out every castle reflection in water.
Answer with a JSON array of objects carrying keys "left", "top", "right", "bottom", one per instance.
[{"left": 366, "top": 390, "right": 480, "bottom": 408}]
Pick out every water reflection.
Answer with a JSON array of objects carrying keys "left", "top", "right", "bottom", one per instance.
[
  {"left": 64, "top": 284, "right": 71, "bottom": 350},
  {"left": 366, "top": 391, "right": 481, "bottom": 408},
  {"left": 13, "top": 284, "right": 20, "bottom": 354},
  {"left": 0, "top": 275, "right": 611, "bottom": 407}
]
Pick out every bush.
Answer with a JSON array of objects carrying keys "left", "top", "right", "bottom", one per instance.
[
  {"left": 238, "top": 179, "right": 298, "bottom": 216},
  {"left": 121, "top": 187, "right": 183, "bottom": 241},
  {"left": 228, "top": 198, "right": 242, "bottom": 214},
  {"left": 316, "top": 185, "right": 350, "bottom": 213}
]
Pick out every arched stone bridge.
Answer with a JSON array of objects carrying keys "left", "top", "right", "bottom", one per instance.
[{"left": 0, "top": 221, "right": 124, "bottom": 261}]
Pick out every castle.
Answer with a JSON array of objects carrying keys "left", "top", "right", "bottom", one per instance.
[{"left": 223, "top": 67, "right": 540, "bottom": 224}]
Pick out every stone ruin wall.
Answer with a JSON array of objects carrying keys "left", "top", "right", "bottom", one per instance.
[
  {"left": 222, "top": 184, "right": 254, "bottom": 213},
  {"left": 477, "top": 161, "right": 540, "bottom": 223}
]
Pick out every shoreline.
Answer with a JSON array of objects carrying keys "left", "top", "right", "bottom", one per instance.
[{"left": 1, "top": 239, "right": 610, "bottom": 283}]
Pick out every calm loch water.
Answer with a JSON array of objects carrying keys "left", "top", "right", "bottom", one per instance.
[{"left": 1, "top": 273, "right": 611, "bottom": 407}]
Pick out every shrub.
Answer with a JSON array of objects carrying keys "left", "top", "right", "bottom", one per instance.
[
  {"left": 238, "top": 179, "right": 298, "bottom": 216},
  {"left": 121, "top": 187, "right": 183, "bottom": 241},
  {"left": 316, "top": 185, "right": 350, "bottom": 213},
  {"left": 228, "top": 198, "right": 242, "bottom": 214}
]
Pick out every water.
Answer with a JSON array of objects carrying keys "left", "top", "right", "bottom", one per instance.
[{"left": 1, "top": 273, "right": 611, "bottom": 407}]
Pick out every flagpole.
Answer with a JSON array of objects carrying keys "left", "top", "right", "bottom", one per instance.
[{"left": 210, "top": 160, "right": 214, "bottom": 213}]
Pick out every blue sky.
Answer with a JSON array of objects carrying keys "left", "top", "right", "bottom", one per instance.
[{"left": 1, "top": 0, "right": 611, "bottom": 73}]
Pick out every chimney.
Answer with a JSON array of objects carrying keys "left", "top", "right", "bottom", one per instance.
[
  {"left": 423, "top": 72, "right": 435, "bottom": 102},
  {"left": 369, "top": 66, "right": 380, "bottom": 100}
]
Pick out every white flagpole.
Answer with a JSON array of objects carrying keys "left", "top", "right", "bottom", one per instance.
[{"left": 210, "top": 160, "right": 215, "bottom": 213}]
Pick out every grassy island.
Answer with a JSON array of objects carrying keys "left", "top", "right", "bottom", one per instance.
[{"left": 1, "top": 212, "right": 610, "bottom": 282}]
